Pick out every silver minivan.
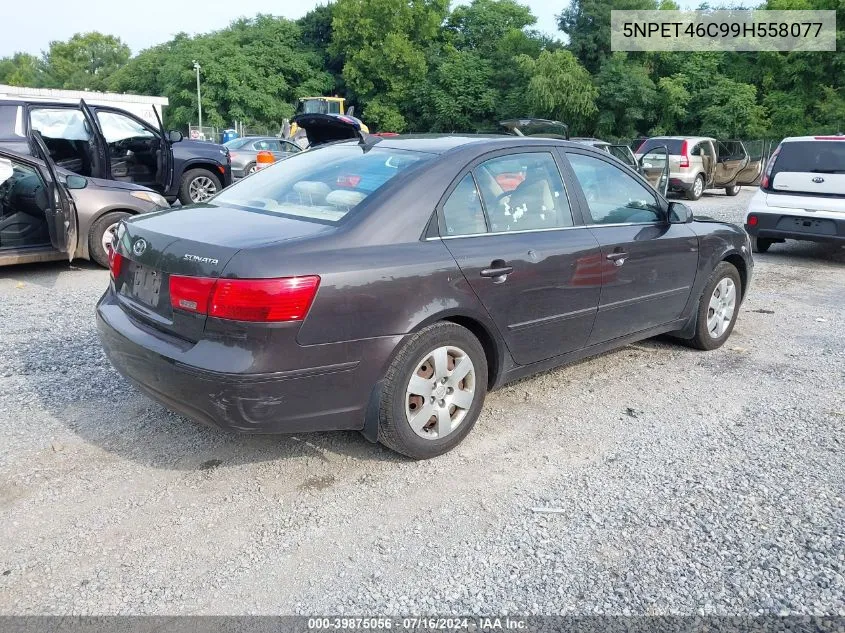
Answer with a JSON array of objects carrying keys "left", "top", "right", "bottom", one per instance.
[{"left": 635, "top": 136, "right": 765, "bottom": 200}]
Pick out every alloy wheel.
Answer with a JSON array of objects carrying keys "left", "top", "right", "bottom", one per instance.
[
  {"left": 693, "top": 176, "right": 704, "bottom": 199},
  {"left": 706, "top": 277, "right": 736, "bottom": 338},
  {"left": 189, "top": 176, "right": 218, "bottom": 202},
  {"left": 405, "top": 345, "right": 476, "bottom": 440}
]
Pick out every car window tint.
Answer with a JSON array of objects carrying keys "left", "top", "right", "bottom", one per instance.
[
  {"left": 567, "top": 153, "right": 662, "bottom": 225},
  {"left": 607, "top": 145, "right": 635, "bottom": 167},
  {"left": 212, "top": 145, "right": 432, "bottom": 224},
  {"left": 475, "top": 152, "right": 573, "bottom": 232},
  {"left": 442, "top": 173, "right": 486, "bottom": 236},
  {"left": 638, "top": 138, "right": 684, "bottom": 155}
]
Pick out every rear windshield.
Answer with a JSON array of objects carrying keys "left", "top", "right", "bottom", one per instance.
[
  {"left": 211, "top": 144, "right": 432, "bottom": 224},
  {"left": 637, "top": 138, "right": 685, "bottom": 155},
  {"left": 772, "top": 141, "right": 845, "bottom": 175}
]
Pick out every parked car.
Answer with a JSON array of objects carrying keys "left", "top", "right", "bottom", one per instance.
[
  {"left": 745, "top": 135, "right": 845, "bottom": 252},
  {"left": 572, "top": 137, "right": 669, "bottom": 191},
  {"left": 98, "top": 116, "right": 753, "bottom": 460},
  {"left": 0, "top": 100, "right": 232, "bottom": 206},
  {"left": 635, "top": 136, "right": 764, "bottom": 201},
  {"left": 0, "top": 134, "right": 168, "bottom": 268},
  {"left": 224, "top": 136, "right": 302, "bottom": 178}
]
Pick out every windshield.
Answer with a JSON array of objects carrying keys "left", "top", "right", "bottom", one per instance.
[
  {"left": 211, "top": 144, "right": 433, "bottom": 224},
  {"left": 224, "top": 138, "right": 253, "bottom": 149},
  {"left": 637, "top": 138, "right": 684, "bottom": 155}
]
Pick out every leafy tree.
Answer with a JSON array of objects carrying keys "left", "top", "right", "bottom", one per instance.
[
  {"left": 518, "top": 50, "right": 597, "bottom": 131},
  {"left": 697, "top": 77, "right": 769, "bottom": 138},
  {"left": 41, "top": 32, "right": 130, "bottom": 91},
  {"left": 0, "top": 53, "right": 41, "bottom": 87},
  {"left": 594, "top": 53, "right": 656, "bottom": 138},
  {"left": 652, "top": 75, "right": 690, "bottom": 135},
  {"left": 330, "top": 0, "right": 449, "bottom": 131}
]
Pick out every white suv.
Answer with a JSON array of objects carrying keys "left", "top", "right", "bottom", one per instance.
[{"left": 745, "top": 135, "right": 845, "bottom": 252}]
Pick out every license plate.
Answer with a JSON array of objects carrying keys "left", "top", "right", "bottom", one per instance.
[{"left": 130, "top": 262, "right": 162, "bottom": 307}]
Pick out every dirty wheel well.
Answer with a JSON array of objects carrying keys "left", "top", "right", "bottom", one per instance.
[{"left": 443, "top": 316, "right": 499, "bottom": 389}]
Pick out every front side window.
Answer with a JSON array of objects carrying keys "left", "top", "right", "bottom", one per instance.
[
  {"left": 474, "top": 152, "right": 573, "bottom": 232},
  {"left": 212, "top": 145, "right": 432, "bottom": 224},
  {"left": 567, "top": 153, "right": 662, "bottom": 225},
  {"left": 96, "top": 111, "right": 156, "bottom": 143},
  {"left": 442, "top": 173, "right": 486, "bottom": 236}
]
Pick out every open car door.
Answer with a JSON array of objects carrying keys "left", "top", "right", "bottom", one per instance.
[
  {"left": 638, "top": 145, "right": 670, "bottom": 196},
  {"left": 735, "top": 140, "right": 765, "bottom": 186},
  {"left": 152, "top": 106, "right": 175, "bottom": 191},
  {"left": 79, "top": 99, "right": 110, "bottom": 180},
  {"left": 30, "top": 131, "right": 78, "bottom": 259},
  {"left": 607, "top": 144, "right": 640, "bottom": 171},
  {"left": 713, "top": 140, "right": 750, "bottom": 187}
]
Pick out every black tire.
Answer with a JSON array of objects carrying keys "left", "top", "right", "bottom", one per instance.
[
  {"left": 750, "top": 236, "right": 772, "bottom": 253},
  {"left": 88, "top": 211, "right": 131, "bottom": 268},
  {"left": 687, "top": 261, "right": 742, "bottom": 351},
  {"left": 179, "top": 168, "right": 222, "bottom": 205},
  {"left": 378, "top": 322, "right": 488, "bottom": 460},
  {"left": 725, "top": 184, "right": 741, "bottom": 196},
  {"left": 244, "top": 162, "right": 257, "bottom": 176},
  {"left": 685, "top": 174, "right": 705, "bottom": 201}
]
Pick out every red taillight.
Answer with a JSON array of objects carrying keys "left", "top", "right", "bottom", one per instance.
[
  {"left": 168, "top": 275, "right": 320, "bottom": 322},
  {"left": 169, "top": 275, "right": 216, "bottom": 314},
  {"left": 108, "top": 248, "right": 124, "bottom": 280},
  {"left": 748, "top": 215, "right": 758, "bottom": 226},
  {"left": 679, "top": 140, "right": 689, "bottom": 168},
  {"left": 761, "top": 143, "right": 782, "bottom": 190}
]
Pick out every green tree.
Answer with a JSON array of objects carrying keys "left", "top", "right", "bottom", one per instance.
[
  {"left": 518, "top": 50, "right": 597, "bottom": 130},
  {"left": 330, "top": 0, "right": 449, "bottom": 131},
  {"left": 0, "top": 53, "right": 41, "bottom": 87},
  {"left": 697, "top": 77, "right": 769, "bottom": 138},
  {"left": 594, "top": 53, "right": 656, "bottom": 138},
  {"left": 41, "top": 32, "right": 130, "bottom": 90}
]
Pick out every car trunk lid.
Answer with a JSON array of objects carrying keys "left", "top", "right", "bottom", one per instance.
[
  {"left": 291, "top": 113, "right": 363, "bottom": 147},
  {"left": 772, "top": 171, "right": 845, "bottom": 196},
  {"left": 111, "top": 204, "right": 331, "bottom": 340}
]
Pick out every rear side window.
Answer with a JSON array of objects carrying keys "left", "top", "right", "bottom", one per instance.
[
  {"left": 638, "top": 138, "right": 684, "bottom": 155},
  {"left": 442, "top": 173, "right": 486, "bottom": 236},
  {"left": 211, "top": 144, "right": 432, "bottom": 224},
  {"left": 0, "top": 105, "right": 23, "bottom": 137}
]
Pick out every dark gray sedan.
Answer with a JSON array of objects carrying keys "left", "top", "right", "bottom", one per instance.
[
  {"left": 97, "top": 128, "right": 753, "bottom": 459},
  {"left": 224, "top": 136, "right": 302, "bottom": 178}
]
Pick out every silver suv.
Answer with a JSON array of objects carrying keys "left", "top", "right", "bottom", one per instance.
[{"left": 635, "top": 136, "right": 764, "bottom": 200}]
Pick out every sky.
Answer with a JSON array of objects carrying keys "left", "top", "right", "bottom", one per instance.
[{"left": 2, "top": 0, "right": 569, "bottom": 57}]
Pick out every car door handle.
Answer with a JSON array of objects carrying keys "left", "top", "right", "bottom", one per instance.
[
  {"left": 606, "top": 252, "right": 628, "bottom": 267},
  {"left": 480, "top": 260, "right": 513, "bottom": 282}
]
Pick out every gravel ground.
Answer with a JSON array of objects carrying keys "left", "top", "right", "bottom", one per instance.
[{"left": 0, "top": 188, "right": 843, "bottom": 616}]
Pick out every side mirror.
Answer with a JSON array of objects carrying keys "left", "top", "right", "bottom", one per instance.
[
  {"left": 167, "top": 130, "right": 183, "bottom": 143},
  {"left": 668, "top": 201, "right": 694, "bottom": 224},
  {"left": 65, "top": 174, "right": 88, "bottom": 190}
]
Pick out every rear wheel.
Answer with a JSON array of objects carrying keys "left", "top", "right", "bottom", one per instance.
[
  {"left": 685, "top": 174, "right": 705, "bottom": 201},
  {"left": 726, "top": 184, "right": 741, "bottom": 196},
  {"left": 179, "top": 168, "right": 222, "bottom": 205},
  {"left": 751, "top": 236, "right": 772, "bottom": 253},
  {"left": 378, "top": 322, "right": 488, "bottom": 459},
  {"left": 245, "top": 162, "right": 258, "bottom": 176},
  {"left": 688, "top": 262, "right": 741, "bottom": 350},
  {"left": 88, "top": 211, "right": 131, "bottom": 268}
]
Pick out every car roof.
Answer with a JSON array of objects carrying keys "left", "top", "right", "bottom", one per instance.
[
  {"left": 781, "top": 135, "right": 845, "bottom": 143},
  {"left": 360, "top": 134, "right": 585, "bottom": 155},
  {"left": 645, "top": 135, "right": 713, "bottom": 142}
]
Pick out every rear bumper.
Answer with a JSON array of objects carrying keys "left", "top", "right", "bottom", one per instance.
[
  {"left": 746, "top": 211, "right": 845, "bottom": 244},
  {"left": 669, "top": 178, "right": 694, "bottom": 192},
  {"left": 96, "top": 290, "right": 401, "bottom": 434}
]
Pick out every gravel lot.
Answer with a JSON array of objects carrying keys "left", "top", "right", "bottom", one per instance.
[{"left": 0, "top": 188, "right": 843, "bottom": 616}]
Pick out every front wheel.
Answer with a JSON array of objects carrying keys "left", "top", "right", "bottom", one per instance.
[
  {"left": 378, "top": 322, "right": 488, "bottom": 459},
  {"left": 179, "top": 168, "right": 222, "bottom": 205},
  {"left": 88, "top": 211, "right": 131, "bottom": 268},
  {"left": 687, "top": 261, "right": 742, "bottom": 351}
]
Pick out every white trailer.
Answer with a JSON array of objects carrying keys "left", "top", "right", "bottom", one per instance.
[{"left": 0, "top": 85, "right": 168, "bottom": 127}]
